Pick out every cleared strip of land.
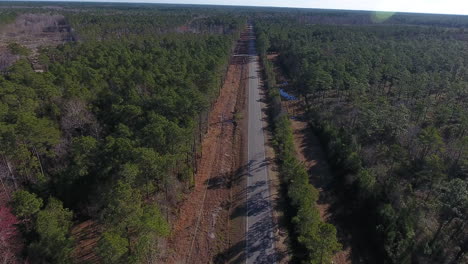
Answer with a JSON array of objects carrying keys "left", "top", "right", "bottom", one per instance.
[{"left": 163, "top": 28, "right": 249, "bottom": 264}]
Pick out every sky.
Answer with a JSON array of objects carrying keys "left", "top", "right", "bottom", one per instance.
[{"left": 67, "top": 0, "right": 468, "bottom": 15}]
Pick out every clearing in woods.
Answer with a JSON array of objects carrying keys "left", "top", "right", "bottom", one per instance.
[{"left": 0, "top": 13, "right": 72, "bottom": 71}]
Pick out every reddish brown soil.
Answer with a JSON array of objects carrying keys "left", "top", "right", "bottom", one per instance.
[
  {"left": 162, "top": 29, "right": 250, "bottom": 264},
  {"left": 70, "top": 220, "right": 101, "bottom": 263},
  {"left": 266, "top": 54, "right": 278, "bottom": 60}
]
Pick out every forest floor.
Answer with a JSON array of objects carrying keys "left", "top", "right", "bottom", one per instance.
[
  {"left": 269, "top": 54, "right": 354, "bottom": 264},
  {"left": 163, "top": 29, "right": 250, "bottom": 264}
]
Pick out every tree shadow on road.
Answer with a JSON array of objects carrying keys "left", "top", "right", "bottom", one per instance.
[{"left": 214, "top": 239, "right": 246, "bottom": 264}]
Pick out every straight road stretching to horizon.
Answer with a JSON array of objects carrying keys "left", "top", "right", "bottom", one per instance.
[{"left": 246, "top": 24, "right": 277, "bottom": 264}]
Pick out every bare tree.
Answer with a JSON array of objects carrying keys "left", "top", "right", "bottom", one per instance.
[{"left": 60, "top": 99, "right": 99, "bottom": 138}]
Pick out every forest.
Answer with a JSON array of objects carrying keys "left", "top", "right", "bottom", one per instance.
[
  {"left": 255, "top": 16, "right": 467, "bottom": 264},
  {"left": 1, "top": 2, "right": 467, "bottom": 263},
  {"left": 0, "top": 4, "right": 245, "bottom": 263}
]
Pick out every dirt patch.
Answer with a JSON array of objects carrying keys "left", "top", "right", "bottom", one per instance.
[
  {"left": 162, "top": 29, "right": 249, "bottom": 264},
  {"left": 70, "top": 220, "right": 102, "bottom": 264},
  {"left": 266, "top": 53, "right": 278, "bottom": 60}
]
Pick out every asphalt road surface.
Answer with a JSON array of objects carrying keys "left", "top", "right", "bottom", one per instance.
[{"left": 246, "top": 25, "right": 277, "bottom": 264}]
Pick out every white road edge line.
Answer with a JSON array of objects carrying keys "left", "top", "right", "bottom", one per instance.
[{"left": 246, "top": 58, "right": 250, "bottom": 264}]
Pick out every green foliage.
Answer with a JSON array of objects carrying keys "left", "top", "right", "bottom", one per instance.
[
  {"left": 440, "top": 178, "right": 468, "bottom": 220},
  {"left": 356, "top": 169, "right": 376, "bottom": 196},
  {"left": 16, "top": 112, "right": 60, "bottom": 153},
  {"left": 12, "top": 190, "right": 43, "bottom": 219},
  {"left": 97, "top": 231, "right": 129, "bottom": 264},
  {"left": 29, "top": 198, "right": 73, "bottom": 263},
  {"left": 314, "top": 222, "right": 342, "bottom": 264},
  {"left": 417, "top": 126, "right": 444, "bottom": 159},
  {"left": 102, "top": 181, "right": 143, "bottom": 229},
  {"left": 100, "top": 181, "right": 169, "bottom": 262},
  {"left": 273, "top": 114, "right": 341, "bottom": 263},
  {"left": 7, "top": 43, "right": 31, "bottom": 56},
  {"left": 0, "top": 11, "right": 17, "bottom": 25},
  {"left": 69, "top": 136, "right": 98, "bottom": 177}
]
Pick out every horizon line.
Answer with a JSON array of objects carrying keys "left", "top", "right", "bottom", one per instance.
[{"left": 1, "top": 0, "right": 468, "bottom": 16}]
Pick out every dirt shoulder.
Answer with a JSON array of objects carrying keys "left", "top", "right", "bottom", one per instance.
[{"left": 163, "top": 29, "right": 249, "bottom": 264}]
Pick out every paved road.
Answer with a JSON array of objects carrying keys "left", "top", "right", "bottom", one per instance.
[{"left": 246, "top": 25, "right": 277, "bottom": 264}]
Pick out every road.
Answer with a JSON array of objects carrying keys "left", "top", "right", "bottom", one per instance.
[{"left": 246, "top": 24, "right": 277, "bottom": 264}]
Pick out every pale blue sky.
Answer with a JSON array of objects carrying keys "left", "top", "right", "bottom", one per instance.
[{"left": 79, "top": 0, "right": 468, "bottom": 15}]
